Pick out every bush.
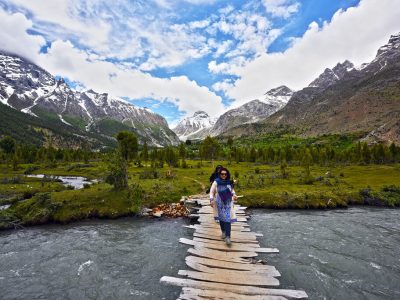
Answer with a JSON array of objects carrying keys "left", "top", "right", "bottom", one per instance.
[
  {"left": 24, "top": 165, "right": 39, "bottom": 175},
  {"left": 83, "top": 183, "right": 91, "bottom": 189},
  {"left": 255, "top": 167, "right": 260, "bottom": 174},
  {"left": 360, "top": 185, "right": 400, "bottom": 207}
]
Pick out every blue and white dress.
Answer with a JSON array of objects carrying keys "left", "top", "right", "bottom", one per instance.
[{"left": 210, "top": 180, "right": 237, "bottom": 223}]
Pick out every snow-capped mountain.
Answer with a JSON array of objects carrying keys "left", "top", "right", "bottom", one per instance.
[
  {"left": 254, "top": 32, "right": 400, "bottom": 144},
  {"left": 173, "top": 111, "right": 216, "bottom": 141},
  {"left": 0, "top": 52, "right": 179, "bottom": 147},
  {"left": 308, "top": 60, "right": 354, "bottom": 89},
  {"left": 210, "top": 86, "right": 294, "bottom": 136},
  {"left": 262, "top": 85, "right": 294, "bottom": 108}
]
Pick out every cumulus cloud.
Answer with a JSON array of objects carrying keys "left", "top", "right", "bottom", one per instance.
[
  {"left": 38, "top": 41, "right": 225, "bottom": 118},
  {"left": 7, "top": 0, "right": 111, "bottom": 52},
  {"left": 262, "top": 0, "right": 300, "bottom": 19},
  {"left": 226, "top": 0, "right": 400, "bottom": 106},
  {"left": 0, "top": 9, "right": 45, "bottom": 61},
  {"left": 0, "top": 8, "right": 225, "bottom": 120}
]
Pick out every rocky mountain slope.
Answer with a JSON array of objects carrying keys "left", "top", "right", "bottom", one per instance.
[
  {"left": 0, "top": 52, "right": 179, "bottom": 147},
  {"left": 209, "top": 85, "right": 294, "bottom": 136},
  {"left": 172, "top": 111, "right": 216, "bottom": 141},
  {"left": 222, "top": 33, "right": 400, "bottom": 144}
]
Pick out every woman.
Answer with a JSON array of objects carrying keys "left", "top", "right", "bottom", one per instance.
[
  {"left": 209, "top": 167, "right": 238, "bottom": 246},
  {"left": 206, "top": 165, "right": 223, "bottom": 194}
]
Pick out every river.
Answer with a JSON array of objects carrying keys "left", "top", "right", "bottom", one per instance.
[{"left": 0, "top": 208, "right": 399, "bottom": 299}]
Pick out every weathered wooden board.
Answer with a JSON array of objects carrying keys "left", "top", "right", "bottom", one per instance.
[
  {"left": 193, "top": 237, "right": 260, "bottom": 247},
  {"left": 178, "top": 270, "right": 280, "bottom": 286},
  {"left": 160, "top": 277, "right": 308, "bottom": 299},
  {"left": 185, "top": 258, "right": 281, "bottom": 277},
  {"left": 180, "top": 238, "right": 279, "bottom": 254},
  {"left": 193, "top": 232, "right": 259, "bottom": 244},
  {"left": 193, "top": 229, "right": 257, "bottom": 238},
  {"left": 198, "top": 216, "right": 248, "bottom": 222},
  {"left": 185, "top": 256, "right": 275, "bottom": 272},
  {"left": 179, "top": 287, "right": 288, "bottom": 300},
  {"left": 197, "top": 223, "right": 251, "bottom": 231},
  {"left": 187, "top": 247, "right": 257, "bottom": 263}
]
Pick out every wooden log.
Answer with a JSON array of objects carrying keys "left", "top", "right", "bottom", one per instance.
[
  {"left": 160, "top": 277, "right": 308, "bottom": 299},
  {"left": 187, "top": 247, "right": 257, "bottom": 263},
  {"left": 185, "top": 256, "right": 275, "bottom": 272},
  {"left": 185, "top": 258, "right": 281, "bottom": 277},
  {"left": 180, "top": 238, "right": 279, "bottom": 254},
  {"left": 180, "top": 288, "right": 288, "bottom": 300},
  {"left": 178, "top": 270, "right": 280, "bottom": 286},
  {"left": 193, "top": 237, "right": 260, "bottom": 248}
]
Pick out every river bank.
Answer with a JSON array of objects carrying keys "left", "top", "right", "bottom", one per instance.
[{"left": 0, "top": 162, "right": 399, "bottom": 230}]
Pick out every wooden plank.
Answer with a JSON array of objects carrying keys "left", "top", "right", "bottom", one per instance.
[
  {"left": 160, "top": 277, "right": 308, "bottom": 299},
  {"left": 180, "top": 288, "right": 288, "bottom": 300},
  {"left": 193, "top": 232, "right": 259, "bottom": 244},
  {"left": 193, "top": 232, "right": 257, "bottom": 242},
  {"left": 193, "top": 229, "right": 261, "bottom": 240},
  {"left": 185, "top": 258, "right": 281, "bottom": 277},
  {"left": 178, "top": 270, "right": 280, "bottom": 287},
  {"left": 185, "top": 256, "right": 276, "bottom": 272},
  {"left": 198, "top": 223, "right": 251, "bottom": 231},
  {"left": 193, "top": 237, "right": 260, "bottom": 248},
  {"left": 187, "top": 247, "right": 256, "bottom": 263},
  {"left": 180, "top": 238, "right": 279, "bottom": 254},
  {"left": 198, "top": 217, "right": 248, "bottom": 222}
]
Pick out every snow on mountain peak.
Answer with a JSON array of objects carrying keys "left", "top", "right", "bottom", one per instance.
[
  {"left": 173, "top": 111, "right": 216, "bottom": 141},
  {"left": 261, "top": 85, "right": 294, "bottom": 108}
]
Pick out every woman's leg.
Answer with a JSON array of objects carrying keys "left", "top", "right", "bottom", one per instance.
[
  {"left": 219, "top": 220, "right": 225, "bottom": 233},
  {"left": 225, "top": 222, "right": 231, "bottom": 238}
]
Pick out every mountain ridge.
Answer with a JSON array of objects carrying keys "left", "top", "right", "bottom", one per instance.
[{"left": 0, "top": 51, "right": 179, "bottom": 147}]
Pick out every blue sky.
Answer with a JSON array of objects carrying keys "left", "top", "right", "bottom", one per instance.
[{"left": 0, "top": 0, "right": 399, "bottom": 127}]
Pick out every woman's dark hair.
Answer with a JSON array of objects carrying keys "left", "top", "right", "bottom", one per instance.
[
  {"left": 218, "top": 167, "right": 231, "bottom": 180},
  {"left": 215, "top": 165, "right": 223, "bottom": 172}
]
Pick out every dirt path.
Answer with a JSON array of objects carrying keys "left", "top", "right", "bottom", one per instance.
[{"left": 184, "top": 176, "right": 206, "bottom": 191}]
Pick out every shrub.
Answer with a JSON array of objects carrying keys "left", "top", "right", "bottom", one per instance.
[
  {"left": 255, "top": 167, "right": 260, "bottom": 174},
  {"left": 24, "top": 165, "right": 39, "bottom": 175}
]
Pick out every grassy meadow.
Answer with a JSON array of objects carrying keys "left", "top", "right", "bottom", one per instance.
[{"left": 1, "top": 159, "right": 400, "bottom": 230}]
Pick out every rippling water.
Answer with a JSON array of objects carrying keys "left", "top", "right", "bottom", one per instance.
[
  {"left": 0, "top": 218, "right": 192, "bottom": 299},
  {"left": 1, "top": 208, "right": 399, "bottom": 299},
  {"left": 249, "top": 208, "right": 400, "bottom": 300}
]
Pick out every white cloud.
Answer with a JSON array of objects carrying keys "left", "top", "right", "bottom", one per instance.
[
  {"left": 8, "top": 0, "right": 111, "bottom": 52},
  {"left": 262, "top": 0, "right": 300, "bottom": 19},
  {"left": 0, "top": 8, "right": 225, "bottom": 121},
  {"left": 226, "top": 0, "right": 400, "bottom": 106},
  {"left": 212, "top": 79, "right": 234, "bottom": 94},
  {"left": 0, "top": 9, "right": 46, "bottom": 61},
  {"left": 37, "top": 40, "right": 225, "bottom": 118}
]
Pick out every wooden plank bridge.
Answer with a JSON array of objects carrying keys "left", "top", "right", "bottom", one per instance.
[{"left": 160, "top": 195, "right": 308, "bottom": 299}]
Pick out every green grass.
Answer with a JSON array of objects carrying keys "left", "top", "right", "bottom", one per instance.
[
  {"left": 1, "top": 160, "right": 399, "bottom": 229},
  {"left": 233, "top": 133, "right": 363, "bottom": 150}
]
